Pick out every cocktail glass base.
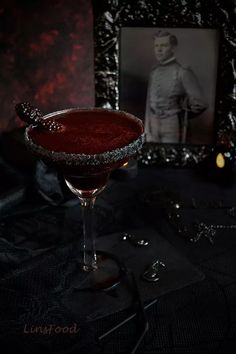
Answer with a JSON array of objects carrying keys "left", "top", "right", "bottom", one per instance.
[{"left": 69, "top": 250, "right": 127, "bottom": 292}]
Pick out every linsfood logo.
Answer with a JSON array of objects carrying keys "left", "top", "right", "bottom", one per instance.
[{"left": 24, "top": 323, "right": 80, "bottom": 335}]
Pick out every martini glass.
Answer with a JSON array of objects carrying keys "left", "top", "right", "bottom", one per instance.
[{"left": 25, "top": 107, "right": 144, "bottom": 290}]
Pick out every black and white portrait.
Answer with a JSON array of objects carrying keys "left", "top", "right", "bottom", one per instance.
[{"left": 119, "top": 28, "right": 220, "bottom": 145}]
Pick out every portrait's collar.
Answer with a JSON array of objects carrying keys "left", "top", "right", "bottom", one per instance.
[{"left": 160, "top": 56, "right": 176, "bottom": 66}]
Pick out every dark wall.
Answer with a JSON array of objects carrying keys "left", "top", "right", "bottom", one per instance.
[{"left": 0, "top": 0, "right": 94, "bottom": 133}]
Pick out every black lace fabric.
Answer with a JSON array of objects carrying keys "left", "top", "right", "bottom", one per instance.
[
  {"left": 0, "top": 236, "right": 97, "bottom": 353},
  {"left": 1, "top": 165, "right": 236, "bottom": 353},
  {"left": 0, "top": 162, "right": 128, "bottom": 353}
]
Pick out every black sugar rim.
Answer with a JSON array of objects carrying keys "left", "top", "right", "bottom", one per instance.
[{"left": 25, "top": 107, "right": 144, "bottom": 166}]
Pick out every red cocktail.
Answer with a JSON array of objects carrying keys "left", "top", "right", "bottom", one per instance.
[
  {"left": 25, "top": 107, "right": 144, "bottom": 289},
  {"left": 26, "top": 108, "right": 144, "bottom": 189}
]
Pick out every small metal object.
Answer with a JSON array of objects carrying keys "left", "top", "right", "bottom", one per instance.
[
  {"left": 122, "top": 233, "right": 149, "bottom": 247},
  {"left": 191, "top": 222, "right": 216, "bottom": 244},
  {"left": 227, "top": 207, "right": 236, "bottom": 217},
  {"left": 191, "top": 221, "right": 236, "bottom": 244},
  {"left": 142, "top": 260, "right": 166, "bottom": 282}
]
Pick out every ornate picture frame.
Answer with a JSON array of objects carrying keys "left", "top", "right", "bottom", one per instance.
[{"left": 93, "top": 0, "right": 236, "bottom": 166}]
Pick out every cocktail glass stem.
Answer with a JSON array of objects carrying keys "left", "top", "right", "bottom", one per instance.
[
  {"left": 65, "top": 176, "right": 107, "bottom": 273},
  {"left": 79, "top": 196, "right": 97, "bottom": 271}
]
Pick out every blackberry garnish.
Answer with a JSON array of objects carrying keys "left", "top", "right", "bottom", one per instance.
[{"left": 15, "top": 102, "right": 63, "bottom": 132}]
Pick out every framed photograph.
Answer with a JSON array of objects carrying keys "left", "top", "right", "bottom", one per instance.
[{"left": 93, "top": 0, "right": 236, "bottom": 166}]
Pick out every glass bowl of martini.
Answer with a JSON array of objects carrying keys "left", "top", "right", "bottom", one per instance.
[{"left": 23, "top": 106, "right": 144, "bottom": 290}]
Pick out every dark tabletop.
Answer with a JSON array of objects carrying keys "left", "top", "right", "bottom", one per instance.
[{"left": 1, "top": 162, "right": 236, "bottom": 354}]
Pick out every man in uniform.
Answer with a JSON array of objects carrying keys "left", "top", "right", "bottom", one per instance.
[{"left": 145, "top": 30, "right": 208, "bottom": 143}]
